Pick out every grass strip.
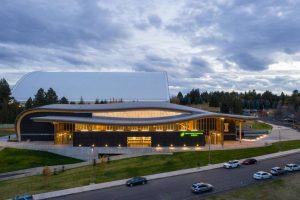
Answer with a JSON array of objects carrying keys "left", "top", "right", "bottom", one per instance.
[
  {"left": 0, "top": 140, "right": 299, "bottom": 199},
  {"left": 0, "top": 148, "right": 82, "bottom": 173}
]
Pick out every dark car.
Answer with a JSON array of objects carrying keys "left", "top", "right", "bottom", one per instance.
[
  {"left": 13, "top": 194, "right": 33, "bottom": 200},
  {"left": 191, "top": 182, "right": 213, "bottom": 194},
  {"left": 270, "top": 167, "right": 287, "bottom": 176},
  {"left": 126, "top": 177, "right": 147, "bottom": 187},
  {"left": 242, "top": 158, "right": 257, "bottom": 165}
]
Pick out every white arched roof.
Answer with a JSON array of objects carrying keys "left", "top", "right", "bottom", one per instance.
[{"left": 12, "top": 71, "right": 170, "bottom": 102}]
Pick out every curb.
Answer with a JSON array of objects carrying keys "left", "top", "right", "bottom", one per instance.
[{"left": 32, "top": 148, "right": 300, "bottom": 200}]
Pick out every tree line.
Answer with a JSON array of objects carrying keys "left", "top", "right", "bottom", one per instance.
[{"left": 171, "top": 89, "right": 300, "bottom": 116}]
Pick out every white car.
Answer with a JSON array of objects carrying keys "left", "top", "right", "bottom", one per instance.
[
  {"left": 253, "top": 171, "right": 272, "bottom": 180},
  {"left": 223, "top": 160, "right": 240, "bottom": 169},
  {"left": 284, "top": 163, "right": 300, "bottom": 172}
]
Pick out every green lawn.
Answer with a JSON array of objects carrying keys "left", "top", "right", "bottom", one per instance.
[
  {"left": 206, "top": 173, "right": 300, "bottom": 200},
  {"left": 251, "top": 121, "right": 273, "bottom": 131},
  {"left": 0, "top": 140, "right": 300, "bottom": 199},
  {"left": 0, "top": 129, "right": 15, "bottom": 137},
  {"left": 0, "top": 148, "right": 82, "bottom": 173}
]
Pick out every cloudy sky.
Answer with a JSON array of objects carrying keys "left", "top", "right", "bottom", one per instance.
[{"left": 1, "top": 0, "right": 300, "bottom": 95}]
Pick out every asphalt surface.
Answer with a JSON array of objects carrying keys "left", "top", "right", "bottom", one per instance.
[{"left": 51, "top": 153, "right": 300, "bottom": 200}]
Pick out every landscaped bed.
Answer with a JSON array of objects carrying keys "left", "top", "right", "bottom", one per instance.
[
  {"left": 251, "top": 121, "right": 273, "bottom": 131},
  {"left": 0, "top": 148, "right": 82, "bottom": 173},
  {"left": 0, "top": 140, "right": 299, "bottom": 199}
]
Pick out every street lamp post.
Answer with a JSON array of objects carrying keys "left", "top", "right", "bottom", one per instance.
[
  {"left": 208, "top": 131, "right": 211, "bottom": 165},
  {"left": 278, "top": 129, "right": 281, "bottom": 151}
]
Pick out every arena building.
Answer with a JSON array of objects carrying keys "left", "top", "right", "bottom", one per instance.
[{"left": 16, "top": 101, "right": 255, "bottom": 147}]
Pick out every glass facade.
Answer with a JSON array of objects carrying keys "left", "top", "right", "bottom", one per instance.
[
  {"left": 53, "top": 117, "right": 240, "bottom": 146},
  {"left": 92, "top": 109, "right": 187, "bottom": 118}
]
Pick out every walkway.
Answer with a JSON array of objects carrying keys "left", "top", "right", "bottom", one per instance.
[{"left": 0, "top": 121, "right": 299, "bottom": 161}]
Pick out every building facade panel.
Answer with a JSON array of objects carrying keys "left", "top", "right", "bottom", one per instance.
[{"left": 73, "top": 131, "right": 205, "bottom": 147}]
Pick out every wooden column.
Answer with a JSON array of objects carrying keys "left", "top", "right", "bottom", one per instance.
[{"left": 239, "top": 121, "right": 242, "bottom": 143}]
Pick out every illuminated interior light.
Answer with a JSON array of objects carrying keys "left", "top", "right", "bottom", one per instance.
[
  {"left": 105, "top": 144, "right": 108, "bottom": 147},
  {"left": 92, "top": 144, "right": 95, "bottom": 147},
  {"left": 79, "top": 144, "right": 82, "bottom": 147}
]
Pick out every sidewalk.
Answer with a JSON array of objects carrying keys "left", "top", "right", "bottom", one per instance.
[{"left": 32, "top": 148, "right": 300, "bottom": 200}]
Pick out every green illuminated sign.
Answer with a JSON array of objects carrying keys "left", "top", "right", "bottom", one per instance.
[{"left": 180, "top": 132, "right": 204, "bottom": 137}]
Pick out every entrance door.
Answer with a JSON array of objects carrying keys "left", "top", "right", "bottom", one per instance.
[
  {"left": 206, "top": 132, "right": 222, "bottom": 144},
  {"left": 55, "top": 132, "right": 72, "bottom": 144},
  {"left": 127, "top": 137, "right": 151, "bottom": 147}
]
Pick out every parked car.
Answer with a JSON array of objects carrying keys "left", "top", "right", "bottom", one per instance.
[
  {"left": 253, "top": 171, "right": 272, "bottom": 180},
  {"left": 191, "top": 182, "right": 213, "bottom": 194},
  {"left": 242, "top": 158, "right": 257, "bottom": 165},
  {"left": 270, "top": 167, "right": 287, "bottom": 176},
  {"left": 126, "top": 177, "right": 147, "bottom": 187},
  {"left": 284, "top": 163, "right": 300, "bottom": 172},
  {"left": 13, "top": 194, "right": 33, "bottom": 200},
  {"left": 223, "top": 160, "right": 240, "bottom": 169}
]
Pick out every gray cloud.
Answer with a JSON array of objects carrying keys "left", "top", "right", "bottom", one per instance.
[
  {"left": 167, "top": 0, "right": 300, "bottom": 71},
  {"left": 148, "top": 15, "right": 162, "bottom": 28},
  {"left": 1, "top": 0, "right": 300, "bottom": 95},
  {"left": 134, "top": 54, "right": 175, "bottom": 72},
  {"left": 189, "top": 57, "right": 213, "bottom": 76},
  {"left": 229, "top": 53, "right": 270, "bottom": 71},
  {"left": 0, "top": 0, "right": 130, "bottom": 49}
]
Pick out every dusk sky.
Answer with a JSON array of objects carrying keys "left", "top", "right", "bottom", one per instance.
[{"left": 1, "top": 0, "right": 300, "bottom": 95}]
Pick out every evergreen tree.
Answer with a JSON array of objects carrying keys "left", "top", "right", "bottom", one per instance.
[
  {"left": 95, "top": 99, "right": 100, "bottom": 104},
  {"left": 0, "top": 78, "right": 11, "bottom": 123},
  {"left": 59, "top": 96, "right": 69, "bottom": 104},
  {"left": 25, "top": 97, "right": 33, "bottom": 109},
  {"left": 33, "top": 88, "right": 46, "bottom": 107},
  {"left": 8, "top": 98, "right": 23, "bottom": 122},
  {"left": 45, "top": 88, "right": 58, "bottom": 104},
  {"left": 79, "top": 96, "right": 84, "bottom": 104}
]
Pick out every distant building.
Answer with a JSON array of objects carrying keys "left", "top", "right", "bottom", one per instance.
[{"left": 12, "top": 71, "right": 170, "bottom": 103}]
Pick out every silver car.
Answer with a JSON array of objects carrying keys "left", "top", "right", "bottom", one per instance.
[
  {"left": 223, "top": 160, "right": 240, "bottom": 169},
  {"left": 191, "top": 182, "right": 213, "bottom": 193},
  {"left": 253, "top": 171, "right": 272, "bottom": 180},
  {"left": 284, "top": 163, "right": 300, "bottom": 172}
]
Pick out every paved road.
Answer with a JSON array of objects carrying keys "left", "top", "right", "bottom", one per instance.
[{"left": 52, "top": 153, "right": 300, "bottom": 200}]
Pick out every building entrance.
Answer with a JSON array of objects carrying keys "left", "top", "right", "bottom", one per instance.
[
  {"left": 55, "top": 131, "right": 72, "bottom": 144},
  {"left": 127, "top": 137, "right": 151, "bottom": 147},
  {"left": 206, "top": 132, "right": 222, "bottom": 144}
]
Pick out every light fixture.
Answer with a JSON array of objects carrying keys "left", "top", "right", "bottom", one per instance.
[
  {"left": 157, "top": 144, "right": 160, "bottom": 147},
  {"left": 105, "top": 144, "right": 108, "bottom": 147},
  {"left": 118, "top": 144, "right": 121, "bottom": 147},
  {"left": 170, "top": 144, "right": 173, "bottom": 147},
  {"left": 183, "top": 144, "right": 186, "bottom": 147},
  {"left": 92, "top": 144, "right": 95, "bottom": 147},
  {"left": 79, "top": 144, "right": 82, "bottom": 147},
  {"left": 196, "top": 144, "right": 199, "bottom": 147}
]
